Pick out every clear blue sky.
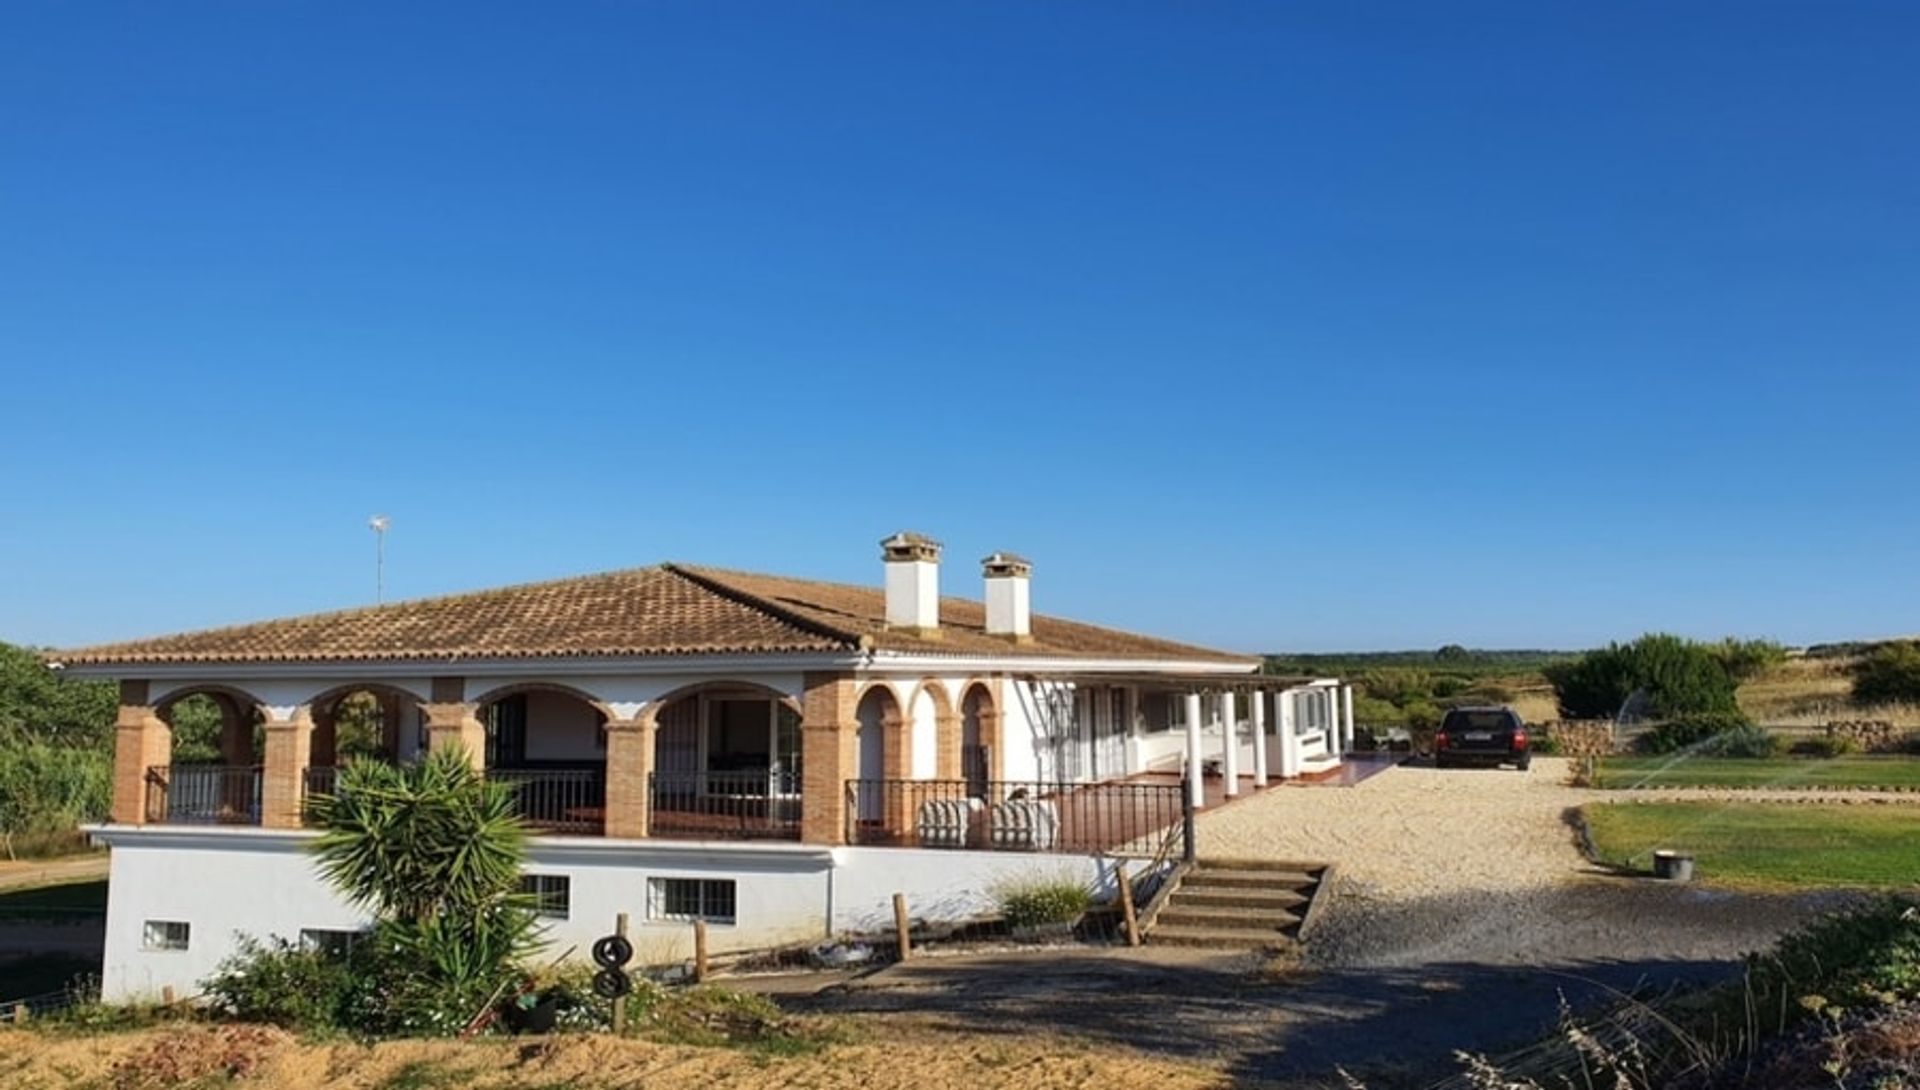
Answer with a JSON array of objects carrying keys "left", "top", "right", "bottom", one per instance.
[{"left": 3, "top": 3, "right": 1916, "bottom": 654}]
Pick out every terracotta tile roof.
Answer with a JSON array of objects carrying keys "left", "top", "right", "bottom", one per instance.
[
  {"left": 50, "top": 563, "right": 1256, "bottom": 668},
  {"left": 673, "top": 565, "right": 1256, "bottom": 664}
]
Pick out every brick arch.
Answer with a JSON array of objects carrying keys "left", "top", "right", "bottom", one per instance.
[
  {"left": 303, "top": 682, "right": 430, "bottom": 768},
  {"left": 470, "top": 681, "right": 617, "bottom": 722},
  {"left": 635, "top": 680, "right": 804, "bottom": 731},
  {"left": 152, "top": 684, "right": 266, "bottom": 768},
  {"left": 958, "top": 677, "right": 1003, "bottom": 788}
]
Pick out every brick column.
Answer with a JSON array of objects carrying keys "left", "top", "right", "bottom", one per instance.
[
  {"left": 260, "top": 708, "right": 313, "bottom": 829},
  {"left": 800, "top": 672, "right": 857, "bottom": 845},
  {"left": 934, "top": 709, "right": 962, "bottom": 780},
  {"left": 110, "top": 681, "right": 168, "bottom": 825},
  {"left": 882, "top": 698, "right": 915, "bottom": 838},
  {"left": 603, "top": 718, "right": 654, "bottom": 839},
  {"left": 424, "top": 703, "right": 486, "bottom": 769}
]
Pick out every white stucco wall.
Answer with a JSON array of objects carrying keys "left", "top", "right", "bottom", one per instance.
[
  {"left": 522, "top": 689, "right": 604, "bottom": 761},
  {"left": 88, "top": 824, "right": 1128, "bottom": 1003},
  {"left": 828, "top": 847, "right": 1114, "bottom": 932}
]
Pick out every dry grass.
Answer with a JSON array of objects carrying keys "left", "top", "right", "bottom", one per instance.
[
  {"left": 1737, "top": 657, "right": 1920, "bottom": 729},
  {"left": 0, "top": 1022, "right": 1233, "bottom": 1090}
]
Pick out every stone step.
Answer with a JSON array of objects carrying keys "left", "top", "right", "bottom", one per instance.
[
  {"left": 1181, "top": 869, "right": 1317, "bottom": 890},
  {"left": 1157, "top": 905, "right": 1302, "bottom": 930},
  {"left": 1167, "top": 887, "right": 1310, "bottom": 911},
  {"left": 1195, "top": 858, "right": 1326, "bottom": 874},
  {"left": 1148, "top": 924, "right": 1297, "bottom": 949}
]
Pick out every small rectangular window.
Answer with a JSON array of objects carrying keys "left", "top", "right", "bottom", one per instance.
[
  {"left": 299, "top": 929, "right": 363, "bottom": 958},
  {"left": 520, "top": 874, "right": 571, "bottom": 919},
  {"left": 143, "top": 920, "right": 190, "bottom": 951},
  {"left": 649, "top": 878, "right": 736, "bottom": 924}
]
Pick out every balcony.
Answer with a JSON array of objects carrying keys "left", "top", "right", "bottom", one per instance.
[
  {"left": 844, "top": 778, "right": 1188, "bottom": 855},
  {"left": 144, "top": 765, "right": 263, "bottom": 826}
]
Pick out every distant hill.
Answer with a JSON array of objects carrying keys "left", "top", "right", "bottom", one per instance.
[{"left": 1263, "top": 648, "right": 1575, "bottom": 679}]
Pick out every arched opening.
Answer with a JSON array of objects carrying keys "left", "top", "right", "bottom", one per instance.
[
  {"left": 309, "top": 684, "right": 427, "bottom": 766},
  {"left": 152, "top": 687, "right": 265, "bottom": 825},
  {"left": 851, "top": 685, "right": 903, "bottom": 830},
  {"left": 960, "top": 682, "right": 997, "bottom": 798},
  {"left": 646, "top": 683, "right": 803, "bottom": 840},
  {"left": 906, "top": 682, "right": 950, "bottom": 783},
  {"left": 475, "top": 685, "right": 610, "bottom": 835}
]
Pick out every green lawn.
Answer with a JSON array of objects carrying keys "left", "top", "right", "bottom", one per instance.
[
  {"left": 0, "top": 879, "right": 107, "bottom": 920},
  {"left": 1584, "top": 802, "right": 1920, "bottom": 888},
  {"left": 1592, "top": 755, "right": 1920, "bottom": 790}
]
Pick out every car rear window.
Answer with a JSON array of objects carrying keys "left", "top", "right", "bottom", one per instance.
[{"left": 1444, "top": 711, "right": 1514, "bottom": 732}]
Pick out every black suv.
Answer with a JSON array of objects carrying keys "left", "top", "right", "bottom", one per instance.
[{"left": 1433, "top": 706, "right": 1531, "bottom": 770}]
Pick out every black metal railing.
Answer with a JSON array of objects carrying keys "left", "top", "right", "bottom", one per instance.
[
  {"left": 302, "top": 765, "right": 339, "bottom": 801},
  {"left": 844, "top": 778, "right": 1189, "bottom": 856},
  {"left": 486, "top": 768, "right": 606, "bottom": 836},
  {"left": 649, "top": 769, "right": 801, "bottom": 840},
  {"left": 145, "top": 765, "right": 263, "bottom": 826}
]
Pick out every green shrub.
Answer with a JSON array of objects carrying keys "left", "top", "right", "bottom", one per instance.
[
  {"left": 1546, "top": 634, "right": 1741, "bottom": 720},
  {"left": 1430, "top": 675, "right": 1472, "bottom": 699},
  {"left": 0, "top": 725, "right": 111, "bottom": 858},
  {"left": 1707, "top": 638, "right": 1789, "bottom": 682},
  {"left": 1635, "top": 711, "right": 1752, "bottom": 755},
  {"left": 1793, "top": 735, "right": 1861, "bottom": 759},
  {"left": 996, "top": 878, "right": 1091, "bottom": 928},
  {"left": 1852, "top": 642, "right": 1920, "bottom": 706},
  {"left": 1741, "top": 896, "right": 1920, "bottom": 1033},
  {"left": 203, "top": 936, "right": 355, "bottom": 1032},
  {"left": 1703, "top": 724, "right": 1784, "bottom": 758},
  {"left": 1350, "top": 694, "right": 1404, "bottom": 726},
  {"left": 302, "top": 749, "right": 540, "bottom": 1037}
]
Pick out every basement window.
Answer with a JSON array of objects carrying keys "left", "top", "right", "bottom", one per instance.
[
  {"left": 648, "top": 878, "right": 736, "bottom": 925},
  {"left": 520, "top": 874, "right": 572, "bottom": 919},
  {"left": 143, "top": 920, "right": 190, "bottom": 952},
  {"left": 299, "top": 929, "right": 364, "bottom": 959}
]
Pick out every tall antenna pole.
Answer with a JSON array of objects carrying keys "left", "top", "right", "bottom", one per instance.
[{"left": 368, "top": 515, "right": 391, "bottom": 603}]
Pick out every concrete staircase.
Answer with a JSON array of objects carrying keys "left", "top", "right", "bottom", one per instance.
[{"left": 1146, "top": 859, "right": 1330, "bottom": 950}]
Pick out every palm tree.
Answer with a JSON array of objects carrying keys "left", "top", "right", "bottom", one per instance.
[
  {"left": 307, "top": 747, "right": 541, "bottom": 1020},
  {"left": 308, "top": 747, "right": 528, "bottom": 921}
]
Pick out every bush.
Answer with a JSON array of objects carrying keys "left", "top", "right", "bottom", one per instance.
[
  {"left": 1703, "top": 724, "right": 1784, "bottom": 758},
  {"left": 1792, "top": 735, "right": 1861, "bottom": 759},
  {"left": 996, "top": 878, "right": 1091, "bottom": 928},
  {"left": 0, "top": 726, "right": 111, "bottom": 858},
  {"left": 1545, "top": 634, "right": 1743, "bottom": 721},
  {"left": 203, "top": 936, "right": 354, "bottom": 1032},
  {"left": 1852, "top": 642, "right": 1920, "bottom": 706},
  {"left": 1707, "top": 637, "right": 1790, "bottom": 682},
  {"left": 1636, "top": 711, "right": 1753, "bottom": 755},
  {"left": 1742, "top": 896, "right": 1920, "bottom": 1032}
]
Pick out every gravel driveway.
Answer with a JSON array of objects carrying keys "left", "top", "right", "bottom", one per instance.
[
  {"left": 1196, "top": 757, "right": 1854, "bottom": 968},
  {"left": 791, "top": 761, "right": 1875, "bottom": 1085}
]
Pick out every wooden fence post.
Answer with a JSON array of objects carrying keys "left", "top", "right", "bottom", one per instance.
[
  {"left": 892, "top": 892, "right": 911, "bottom": 962},
  {"left": 1116, "top": 862, "right": 1141, "bottom": 947},
  {"left": 10, "top": 1002, "right": 25, "bottom": 1024},
  {"left": 612, "top": 912, "right": 629, "bottom": 1034},
  {"left": 693, "top": 919, "right": 709, "bottom": 983}
]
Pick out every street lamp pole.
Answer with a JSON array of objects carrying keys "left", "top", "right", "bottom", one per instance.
[{"left": 368, "top": 515, "right": 390, "bottom": 603}]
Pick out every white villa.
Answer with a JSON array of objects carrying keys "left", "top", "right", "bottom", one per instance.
[{"left": 58, "top": 533, "right": 1354, "bottom": 999}]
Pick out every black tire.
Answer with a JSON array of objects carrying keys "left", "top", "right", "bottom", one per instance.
[
  {"left": 592, "top": 934, "right": 635, "bottom": 969},
  {"left": 592, "top": 968, "right": 633, "bottom": 999},
  {"left": 1434, "top": 755, "right": 1452, "bottom": 769},
  {"left": 1516, "top": 756, "right": 1532, "bottom": 772}
]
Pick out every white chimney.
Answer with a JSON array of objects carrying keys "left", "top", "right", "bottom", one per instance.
[
  {"left": 982, "top": 551, "right": 1032, "bottom": 640},
  {"left": 880, "top": 531, "right": 942, "bottom": 631}
]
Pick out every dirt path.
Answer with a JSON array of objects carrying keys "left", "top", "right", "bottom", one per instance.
[{"left": 0, "top": 855, "right": 107, "bottom": 894}]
